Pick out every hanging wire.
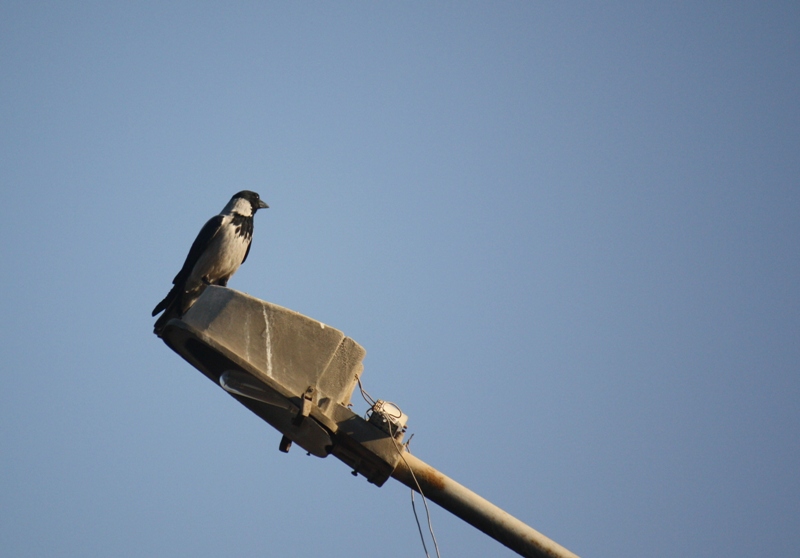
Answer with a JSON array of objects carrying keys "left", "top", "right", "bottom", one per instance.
[
  {"left": 357, "top": 376, "right": 376, "bottom": 407},
  {"left": 355, "top": 374, "right": 440, "bottom": 557},
  {"left": 387, "top": 421, "right": 441, "bottom": 558},
  {"left": 410, "top": 487, "right": 431, "bottom": 558}
]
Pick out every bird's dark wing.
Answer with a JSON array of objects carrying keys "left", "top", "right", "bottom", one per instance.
[
  {"left": 152, "top": 215, "right": 226, "bottom": 318},
  {"left": 171, "top": 215, "right": 225, "bottom": 285}
]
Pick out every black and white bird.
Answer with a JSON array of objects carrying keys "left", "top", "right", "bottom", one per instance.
[{"left": 152, "top": 190, "right": 269, "bottom": 336}]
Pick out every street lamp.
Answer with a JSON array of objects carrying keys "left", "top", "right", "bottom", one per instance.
[{"left": 158, "top": 286, "right": 579, "bottom": 558}]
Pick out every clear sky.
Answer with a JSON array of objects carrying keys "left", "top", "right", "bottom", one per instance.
[{"left": 2, "top": 2, "right": 799, "bottom": 557}]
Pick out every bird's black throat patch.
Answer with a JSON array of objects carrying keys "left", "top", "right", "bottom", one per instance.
[{"left": 231, "top": 213, "right": 254, "bottom": 240}]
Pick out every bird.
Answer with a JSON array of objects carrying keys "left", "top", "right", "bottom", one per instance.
[{"left": 152, "top": 190, "right": 269, "bottom": 336}]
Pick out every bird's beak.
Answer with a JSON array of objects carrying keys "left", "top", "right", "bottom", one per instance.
[{"left": 259, "top": 200, "right": 269, "bottom": 209}]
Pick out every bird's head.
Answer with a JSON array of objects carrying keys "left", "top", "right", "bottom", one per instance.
[{"left": 224, "top": 190, "right": 269, "bottom": 216}]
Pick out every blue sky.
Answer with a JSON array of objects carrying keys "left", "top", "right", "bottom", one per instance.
[{"left": 2, "top": 2, "right": 799, "bottom": 557}]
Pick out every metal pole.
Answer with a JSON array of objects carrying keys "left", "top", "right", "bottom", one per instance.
[{"left": 391, "top": 452, "right": 580, "bottom": 558}]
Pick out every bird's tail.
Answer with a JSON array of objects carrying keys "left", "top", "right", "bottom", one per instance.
[
  {"left": 152, "top": 284, "right": 183, "bottom": 337},
  {"left": 152, "top": 283, "right": 181, "bottom": 317},
  {"left": 153, "top": 303, "right": 181, "bottom": 337}
]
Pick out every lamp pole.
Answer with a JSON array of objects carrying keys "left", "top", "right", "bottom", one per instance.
[{"left": 391, "top": 452, "right": 580, "bottom": 558}]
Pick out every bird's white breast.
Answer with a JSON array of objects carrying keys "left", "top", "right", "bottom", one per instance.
[{"left": 187, "top": 215, "right": 250, "bottom": 289}]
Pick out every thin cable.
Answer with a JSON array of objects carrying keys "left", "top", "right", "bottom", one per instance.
[
  {"left": 356, "top": 376, "right": 376, "bottom": 407},
  {"left": 387, "top": 420, "right": 441, "bottom": 558},
  {"left": 410, "top": 484, "right": 431, "bottom": 558},
  {"left": 409, "top": 457, "right": 441, "bottom": 558},
  {"left": 357, "top": 378, "right": 439, "bottom": 556}
]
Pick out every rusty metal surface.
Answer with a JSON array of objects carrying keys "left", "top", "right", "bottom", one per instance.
[{"left": 391, "top": 453, "right": 580, "bottom": 558}]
